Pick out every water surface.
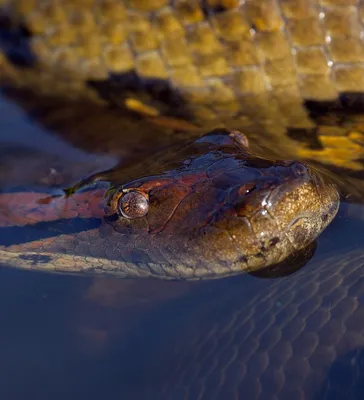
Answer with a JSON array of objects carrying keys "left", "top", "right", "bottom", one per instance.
[{"left": 1, "top": 93, "right": 364, "bottom": 400}]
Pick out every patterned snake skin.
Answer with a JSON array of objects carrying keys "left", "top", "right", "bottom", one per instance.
[
  {"left": 2, "top": 0, "right": 364, "bottom": 171},
  {"left": 125, "top": 247, "right": 364, "bottom": 399}
]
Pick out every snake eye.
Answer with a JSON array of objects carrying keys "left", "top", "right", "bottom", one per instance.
[{"left": 117, "top": 191, "right": 149, "bottom": 219}]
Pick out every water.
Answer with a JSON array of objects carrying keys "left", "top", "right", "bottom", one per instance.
[{"left": 1, "top": 92, "right": 364, "bottom": 399}]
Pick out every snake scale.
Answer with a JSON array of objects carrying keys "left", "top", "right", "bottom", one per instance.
[{"left": 1, "top": 0, "right": 364, "bottom": 172}]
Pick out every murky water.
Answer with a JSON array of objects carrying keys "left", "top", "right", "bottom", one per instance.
[{"left": 1, "top": 92, "right": 364, "bottom": 400}]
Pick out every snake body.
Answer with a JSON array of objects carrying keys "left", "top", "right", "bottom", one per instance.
[
  {"left": 2, "top": 0, "right": 364, "bottom": 171},
  {"left": 114, "top": 246, "right": 364, "bottom": 399}
]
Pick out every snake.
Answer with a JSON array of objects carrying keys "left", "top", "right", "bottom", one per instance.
[
  {"left": 0, "top": 127, "right": 339, "bottom": 278},
  {"left": 1, "top": 0, "right": 364, "bottom": 398}
]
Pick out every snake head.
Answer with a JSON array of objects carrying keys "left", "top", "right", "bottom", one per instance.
[{"left": 103, "top": 129, "right": 339, "bottom": 278}]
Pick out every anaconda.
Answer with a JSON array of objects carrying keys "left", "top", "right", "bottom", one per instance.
[
  {"left": 0, "top": 1, "right": 364, "bottom": 399},
  {"left": 0, "top": 128, "right": 339, "bottom": 278}
]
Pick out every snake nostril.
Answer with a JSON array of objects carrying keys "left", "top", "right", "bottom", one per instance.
[
  {"left": 274, "top": 161, "right": 309, "bottom": 178},
  {"left": 292, "top": 162, "right": 309, "bottom": 176},
  {"left": 269, "top": 237, "right": 280, "bottom": 247}
]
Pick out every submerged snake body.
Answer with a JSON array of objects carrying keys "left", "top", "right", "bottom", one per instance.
[
  {"left": 0, "top": 129, "right": 339, "bottom": 279},
  {"left": 119, "top": 248, "right": 364, "bottom": 399}
]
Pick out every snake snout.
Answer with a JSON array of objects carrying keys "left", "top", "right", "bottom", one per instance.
[
  {"left": 266, "top": 163, "right": 340, "bottom": 251},
  {"left": 225, "top": 160, "right": 339, "bottom": 271}
]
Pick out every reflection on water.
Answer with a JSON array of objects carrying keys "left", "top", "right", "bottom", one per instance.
[
  {"left": 0, "top": 95, "right": 117, "bottom": 192},
  {"left": 1, "top": 92, "right": 364, "bottom": 399}
]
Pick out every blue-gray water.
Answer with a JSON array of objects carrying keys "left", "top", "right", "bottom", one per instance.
[{"left": 1, "top": 93, "right": 364, "bottom": 400}]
